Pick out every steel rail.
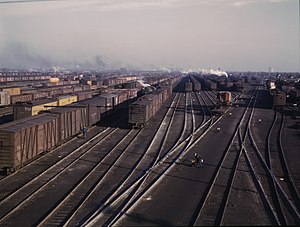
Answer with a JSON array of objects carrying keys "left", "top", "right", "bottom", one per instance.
[
  {"left": 190, "top": 86, "right": 259, "bottom": 226},
  {"left": 0, "top": 122, "right": 126, "bottom": 223},
  {"left": 78, "top": 90, "right": 184, "bottom": 226}
]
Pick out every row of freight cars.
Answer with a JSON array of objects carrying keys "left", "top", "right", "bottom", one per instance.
[
  {"left": 0, "top": 89, "right": 137, "bottom": 174},
  {"left": 12, "top": 89, "right": 138, "bottom": 120},
  {"left": 0, "top": 84, "right": 101, "bottom": 107},
  {"left": 187, "top": 73, "right": 244, "bottom": 92},
  {"left": 0, "top": 75, "right": 177, "bottom": 107},
  {"left": 185, "top": 75, "right": 202, "bottom": 92},
  {"left": 0, "top": 75, "right": 180, "bottom": 174},
  {"left": 0, "top": 90, "right": 93, "bottom": 107},
  {"left": 128, "top": 77, "right": 180, "bottom": 128},
  {"left": 0, "top": 74, "right": 51, "bottom": 82}
]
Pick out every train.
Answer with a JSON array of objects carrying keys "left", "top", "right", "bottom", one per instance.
[
  {"left": 217, "top": 91, "right": 232, "bottom": 106},
  {"left": 0, "top": 76, "right": 180, "bottom": 174},
  {"left": 0, "top": 89, "right": 136, "bottom": 174},
  {"left": 0, "top": 84, "right": 100, "bottom": 107},
  {"left": 185, "top": 81, "right": 193, "bottom": 92},
  {"left": 190, "top": 75, "right": 201, "bottom": 92},
  {"left": 128, "top": 77, "right": 180, "bottom": 128}
]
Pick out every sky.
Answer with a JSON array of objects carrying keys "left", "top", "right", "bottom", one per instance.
[{"left": 0, "top": 0, "right": 299, "bottom": 72}]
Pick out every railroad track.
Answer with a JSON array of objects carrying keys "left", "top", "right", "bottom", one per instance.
[
  {"left": 63, "top": 89, "right": 191, "bottom": 226},
  {"left": 85, "top": 92, "right": 227, "bottom": 226},
  {"left": 0, "top": 87, "right": 187, "bottom": 226},
  {"left": 247, "top": 107, "right": 300, "bottom": 225},
  {"left": 0, "top": 115, "right": 134, "bottom": 225},
  {"left": 245, "top": 87, "right": 300, "bottom": 225},
  {"left": 1, "top": 81, "right": 273, "bottom": 226},
  {"left": 72, "top": 88, "right": 217, "bottom": 226},
  {"left": 191, "top": 84, "right": 300, "bottom": 225},
  {"left": 191, "top": 85, "right": 263, "bottom": 225}
]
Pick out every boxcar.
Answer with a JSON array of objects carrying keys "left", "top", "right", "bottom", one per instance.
[
  {"left": 57, "top": 95, "right": 78, "bottom": 106},
  {"left": 273, "top": 92, "right": 286, "bottom": 107},
  {"left": 75, "top": 91, "right": 93, "bottom": 101},
  {"left": 194, "top": 82, "right": 201, "bottom": 92},
  {"left": 10, "top": 94, "right": 33, "bottom": 104},
  {"left": 13, "top": 100, "right": 59, "bottom": 120},
  {"left": 33, "top": 91, "right": 49, "bottom": 100},
  {"left": 0, "top": 113, "right": 59, "bottom": 173},
  {"left": 128, "top": 84, "right": 174, "bottom": 128},
  {"left": 2, "top": 87, "right": 21, "bottom": 96},
  {"left": 217, "top": 91, "right": 232, "bottom": 106},
  {"left": 98, "top": 93, "right": 119, "bottom": 117},
  {"left": 21, "top": 88, "right": 37, "bottom": 95},
  {"left": 185, "top": 81, "right": 193, "bottom": 92},
  {"left": 74, "top": 98, "right": 102, "bottom": 126},
  {"left": 128, "top": 99, "right": 153, "bottom": 128},
  {"left": 46, "top": 106, "right": 87, "bottom": 143},
  {"left": 0, "top": 91, "right": 10, "bottom": 106}
]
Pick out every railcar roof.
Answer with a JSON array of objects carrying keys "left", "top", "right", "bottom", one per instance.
[{"left": 0, "top": 113, "right": 57, "bottom": 131}]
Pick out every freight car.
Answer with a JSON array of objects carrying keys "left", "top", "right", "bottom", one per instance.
[
  {"left": 0, "top": 75, "right": 178, "bottom": 174},
  {"left": 201, "top": 79, "right": 217, "bottom": 90},
  {"left": 1, "top": 87, "right": 21, "bottom": 96},
  {"left": 185, "top": 81, "right": 193, "bottom": 92},
  {"left": 10, "top": 94, "right": 34, "bottom": 104},
  {"left": 217, "top": 91, "right": 232, "bottom": 106},
  {"left": 46, "top": 106, "right": 88, "bottom": 144},
  {"left": 0, "top": 91, "right": 10, "bottom": 106},
  {"left": 190, "top": 75, "right": 201, "bottom": 92},
  {"left": 273, "top": 92, "right": 286, "bottom": 107},
  {"left": 13, "top": 100, "right": 58, "bottom": 120},
  {"left": 12, "top": 95, "right": 78, "bottom": 120},
  {"left": 128, "top": 86, "right": 172, "bottom": 128},
  {"left": 0, "top": 74, "right": 51, "bottom": 83},
  {"left": 0, "top": 89, "right": 136, "bottom": 174},
  {"left": 0, "top": 113, "right": 59, "bottom": 174}
]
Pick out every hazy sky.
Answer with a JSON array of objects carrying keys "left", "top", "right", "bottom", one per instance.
[{"left": 0, "top": 0, "right": 299, "bottom": 71}]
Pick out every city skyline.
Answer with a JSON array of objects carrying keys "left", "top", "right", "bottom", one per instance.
[{"left": 0, "top": 0, "right": 299, "bottom": 72}]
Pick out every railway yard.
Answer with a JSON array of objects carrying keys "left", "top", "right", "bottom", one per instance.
[{"left": 0, "top": 71, "right": 300, "bottom": 226}]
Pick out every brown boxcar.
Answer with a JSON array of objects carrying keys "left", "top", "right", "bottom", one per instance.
[
  {"left": 128, "top": 84, "right": 174, "bottom": 128},
  {"left": 10, "top": 94, "right": 33, "bottom": 104},
  {"left": 99, "top": 93, "right": 119, "bottom": 116},
  {"left": 89, "top": 85, "right": 98, "bottom": 91},
  {"left": 76, "top": 91, "right": 93, "bottom": 101},
  {"left": 62, "top": 87, "right": 74, "bottom": 94},
  {"left": 46, "top": 106, "right": 87, "bottom": 143},
  {"left": 33, "top": 91, "right": 49, "bottom": 100},
  {"left": 194, "top": 82, "right": 201, "bottom": 92},
  {"left": 113, "top": 91, "right": 128, "bottom": 104},
  {"left": 128, "top": 99, "right": 152, "bottom": 128},
  {"left": 21, "top": 88, "right": 37, "bottom": 94},
  {"left": 13, "top": 100, "right": 59, "bottom": 120},
  {"left": 73, "top": 86, "right": 84, "bottom": 93},
  {"left": 77, "top": 98, "right": 102, "bottom": 125},
  {"left": 2, "top": 87, "right": 21, "bottom": 96},
  {"left": 185, "top": 81, "right": 193, "bottom": 92},
  {"left": 273, "top": 92, "right": 286, "bottom": 107},
  {"left": 0, "top": 113, "right": 59, "bottom": 173}
]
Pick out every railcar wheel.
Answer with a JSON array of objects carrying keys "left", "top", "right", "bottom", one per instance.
[{"left": 5, "top": 167, "right": 15, "bottom": 175}]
